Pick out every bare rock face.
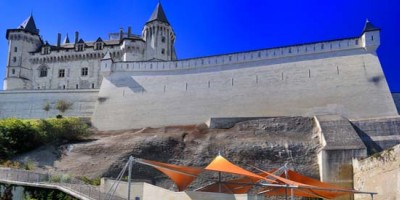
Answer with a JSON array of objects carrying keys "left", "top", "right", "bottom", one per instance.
[
  {"left": 101, "top": 117, "right": 321, "bottom": 190},
  {"left": 16, "top": 117, "right": 321, "bottom": 191}
]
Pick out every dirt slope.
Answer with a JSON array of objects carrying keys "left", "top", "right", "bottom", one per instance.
[{"left": 15, "top": 117, "right": 321, "bottom": 190}]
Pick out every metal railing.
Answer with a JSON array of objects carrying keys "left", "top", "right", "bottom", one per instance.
[{"left": 0, "top": 167, "right": 124, "bottom": 200}]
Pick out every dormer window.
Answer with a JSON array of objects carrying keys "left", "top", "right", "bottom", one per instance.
[
  {"left": 76, "top": 44, "right": 84, "bottom": 51},
  {"left": 42, "top": 46, "right": 51, "bottom": 55},
  {"left": 95, "top": 42, "right": 103, "bottom": 50},
  {"left": 76, "top": 39, "right": 86, "bottom": 51}
]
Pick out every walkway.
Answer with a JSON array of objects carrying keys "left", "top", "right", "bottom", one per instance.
[{"left": 0, "top": 167, "right": 124, "bottom": 200}]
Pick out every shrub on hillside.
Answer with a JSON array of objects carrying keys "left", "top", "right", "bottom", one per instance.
[{"left": 0, "top": 118, "right": 91, "bottom": 159}]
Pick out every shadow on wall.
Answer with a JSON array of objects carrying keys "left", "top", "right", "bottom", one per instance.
[
  {"left": 106, "top": 76, "right": 146, "bottom": 93},
  {"left": 368, "top": 75, "right": 384, "bottom": 86},
  {"left": 351, "top": 123, "right": 383, "bottom": 155}
]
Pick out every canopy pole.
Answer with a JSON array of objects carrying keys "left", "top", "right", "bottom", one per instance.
[
  {"left": 284, "top": 163, "right": 289, "bottom": 200},
  {"left": 127, "top": 156, "right": 133, "bottom": 200},
  {"left": 218, "top": 171, "right": 222, "bottom": 193}
]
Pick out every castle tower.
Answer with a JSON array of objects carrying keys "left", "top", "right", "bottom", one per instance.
[
  {"left": 361, "top": 19, "right": 380, "bottom": 52},
  {"left": 142, "top": 2, "right": 176, "bottom": 61},
  {"left": 4, "top": 14, "right": 42, "bottom": 90}
]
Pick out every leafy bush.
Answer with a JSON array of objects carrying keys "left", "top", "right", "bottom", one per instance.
[
  {"left": 79, "top": 176, "right": 101, "bottom": 186},
  {"left": 0, "top": 117, "right": 91, "bottom": 159},
  {"left": 55, "top": 100, "right": 72, "bottom": 113}
]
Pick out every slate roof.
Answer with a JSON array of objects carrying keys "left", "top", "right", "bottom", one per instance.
[
  {"left": 362, "top": 19, "right": 380, "bottom": 33},
  {"left": 19, "top": 14, "right": 39, "bottom": 34},
  {"left": 147, "top": 2, "right": 169, "bottom": 24},
  {"left": 63, "top": 34, "right": 70, "bottom": 44}
]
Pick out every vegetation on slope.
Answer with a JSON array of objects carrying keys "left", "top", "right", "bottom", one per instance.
[{"left": 0, "top": 118, "right": 91, "bottom": 159}]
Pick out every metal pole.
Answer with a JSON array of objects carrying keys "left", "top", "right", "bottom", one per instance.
[
  {"left": 284, "top": 164, "right": 289, "bottom": 200},
  {"left": 218, "top": 172, "right": 222, "bottom": 193},
  {"left": 127, "top": 156, "right": 133, "bottom": 200}
]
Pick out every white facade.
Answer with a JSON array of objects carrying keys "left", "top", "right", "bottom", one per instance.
[
  {"left": 3, "top": 3, "right": 176, "bottom": 90},
  {"left": 1, "top": 4, "right": 397, "bottom": 130}
]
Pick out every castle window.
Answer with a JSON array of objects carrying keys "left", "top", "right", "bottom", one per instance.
[
  {"left": 13, "top": 57, "right": 16, "bottom": 63},
  {"left": 76, "top": 84, "right": 79, "bottom": 89},
  {"left": 12, "top": 69, "right": 15, "bottom": 74},
  {"left": 161, "top": 36, "right": 166, "bottom": 43},
  {"left": 58, "top": 69, "right": 65, "bottom": 78},
  {"left": 81, "top": 67, "right": 88, "bottom": 76},
  {"left": 95, "top": 42, "right": 103, "bottom": 50},
  {"left": 321, "top": 44, "right": 324, "bottom": 49},
  {"left": 42, "top": 47, "right": 51, "bottom": 55},
  {"left": 161, "top": 49, "right": 165, "bottom": 55},
  {"left": 371, "top": 35, "right": 374, "bottom": 41},
  {"left": 39, "top": 67, "right": 47, "bottom": 77},
  {"left": 14, "top": 47, "right": 17, "bottom": 52},
  {"left": 92, "top": 83, "right": 95, "bottom": 89},
  {"left": 355, "top": 40, "right": 359, "bottom": 45},
  {"left": 76, "top": 44, "right": 84, "bottom": 51}
]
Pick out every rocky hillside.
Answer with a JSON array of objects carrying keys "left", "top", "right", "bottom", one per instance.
[{"left": 15, "top": 117, "right": 321, "bottom": 190}]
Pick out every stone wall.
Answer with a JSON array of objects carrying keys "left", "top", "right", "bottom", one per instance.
[
  {"left": 0, "top": 89, "right": 98, "bottom": 119},
  {"left": 353, "top": 144, "right": 400, "bottom": 200},
  {"left": 92, "top": 48, "right": 397, "bottom": 130},
  {"left": 351, "top": 116, "right": 400, "bottom": 154}
]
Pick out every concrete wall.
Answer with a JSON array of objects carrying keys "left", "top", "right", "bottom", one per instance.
[
  {"left": 100, "top": 179, "right": 263, "bottom": 200},
  {"left": 353, "top": 144, "right": 400, "bottom": 200},
  {"left": 351, "top": 116, "right": 400, "bottom": 154},
  {"left": 0, "top": 89, "right": 98, "bottom": 119},
  {"left": 93, "top": 47, "right": 397, "bottom": 130},
  {"left": 316, "top": 115, "right": 367, "bottom": 200}
]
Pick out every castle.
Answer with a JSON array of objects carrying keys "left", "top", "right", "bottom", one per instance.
[
  {"left": 1, "top": 3, "right": 398, "bottom": 131},
  {"left": 4, "top": 3, "right": 176, "bottom": 90}
]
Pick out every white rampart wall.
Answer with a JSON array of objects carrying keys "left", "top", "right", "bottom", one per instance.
[
  {"left": 0, "top": 89, "right": 98, "bottom": 119},
  {"left": 92, "top": 45, "right": 397, "bottom": 130},
  {"left": 110, "top": 37, "right": 362, "bottom": 73}
]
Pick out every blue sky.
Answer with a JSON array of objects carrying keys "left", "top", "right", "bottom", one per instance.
[{"left": 0, "top": 0, "right": 399, "bottom": 91}]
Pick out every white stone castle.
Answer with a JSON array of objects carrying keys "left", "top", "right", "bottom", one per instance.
[
  {"left": 1, "top": 3, "right": 398, "bottom": 130},
  {"left": 4, "top": 3, "right": 176, "bottom": 90}
]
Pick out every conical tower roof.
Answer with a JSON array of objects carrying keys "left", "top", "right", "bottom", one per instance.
[
  {"left": 147, "top": 2, "right": 169, "bottom": 24},
  {"left": 63, "top": 34, "right": 70, "bottom": 44},
  {"left": 19, "top": 14, "right": 39, "bottom": 34},
  {"left": 362, "top": 19, "right": 380, "bottom": 33}
]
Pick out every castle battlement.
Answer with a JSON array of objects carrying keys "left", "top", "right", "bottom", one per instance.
[{"left": 107, "top": 36, "right": 368, "bottom": 74}]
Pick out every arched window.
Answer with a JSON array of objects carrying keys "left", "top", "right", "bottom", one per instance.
[{"left": 38, "top": 66, "right": 48, "bottom": 77}]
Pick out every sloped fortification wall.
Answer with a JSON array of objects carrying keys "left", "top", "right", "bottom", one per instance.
[
  {"left": 93, "top": 48, "right": 396, "bottom": 131},
  {"left": 0, "top": 89, "right": 98, "bottom": 119},
  {"left": 353, "top": 144, "right": 400, "bottom": 200}
]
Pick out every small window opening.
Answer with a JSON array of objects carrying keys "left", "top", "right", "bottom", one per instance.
[
  {"left": 14, "top": 47, "right": 17, "bottom": 52},
  {"left": 13, "top": 57, "right": 16, "bottom": 63},
  {"left": 161, "top": 36, "right": 166, "bottom": 43},
  {"left": 161, "top": 49, "right": 165, "bottom": 55},
  {"left": 12, "top": 69, "right": 15, "bottom": 74},
  {"left": 81, "top": 67, "right": 88, "bottom": 76},
  {"left": 76, "top": 84, "right": 79, "bottom": 89},
  {"left": 91, "top": 83, "right": 95, "bottom": 89},
  {"left": 59, "top": 69, "right": 65, "bottom": 77}
]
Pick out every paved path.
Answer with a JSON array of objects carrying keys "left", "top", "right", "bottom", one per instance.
[{"left": 0, "top": 168, "right": 124, "bottom": 200}]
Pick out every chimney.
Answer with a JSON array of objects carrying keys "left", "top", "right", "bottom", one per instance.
[
  {"left": 119, "top": 27, "right": 124, "bottom": 40},
  {"left": 57, "top": 33, "right": 61, "bottom": 47},
  {"left": 128, "top": 26, "right": 132, "bottom": 37},
  {"left": 75, "top": 31, "right": 79, "bottom": 44}
]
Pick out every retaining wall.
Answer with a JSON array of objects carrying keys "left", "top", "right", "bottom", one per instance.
[
  {"left": 0, "top": 89, "right": 98, "bottom": 119},
  {"left": 93, "top": 48, "right": 397, "bottom": 130}
]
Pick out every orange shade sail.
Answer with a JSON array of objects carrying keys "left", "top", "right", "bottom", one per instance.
[
  {"left": 204, "top": 155, "right": 273, "bottom": 182},
  {"left": 138, "top": 159, "right": 203, "bottom": 191}
]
